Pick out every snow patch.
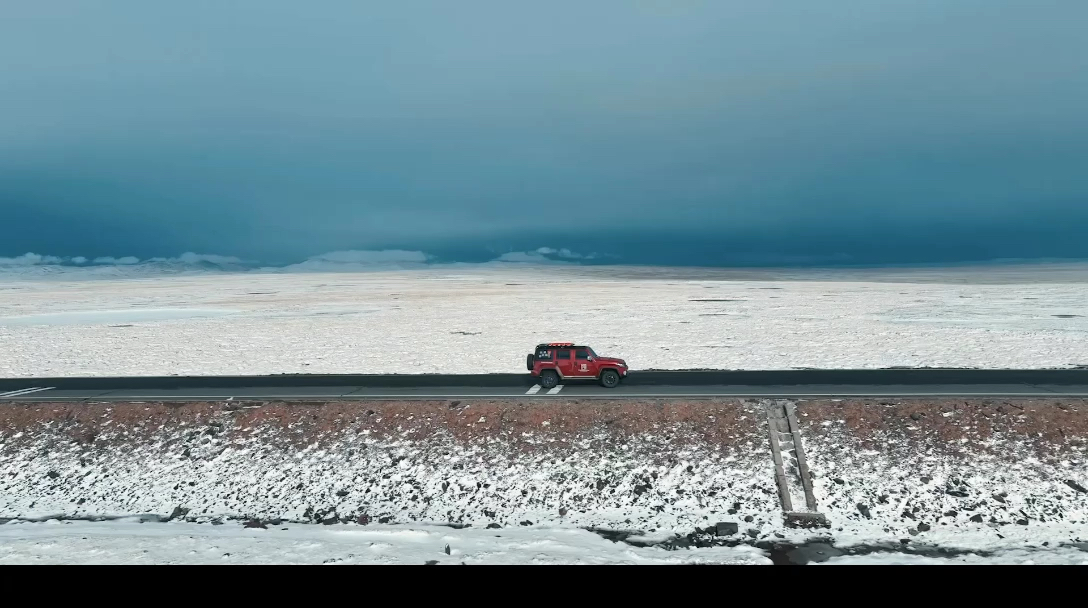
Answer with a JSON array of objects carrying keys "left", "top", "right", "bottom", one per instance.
[{"left": 0, "top": 520, "right": 770, "bottom": 564}]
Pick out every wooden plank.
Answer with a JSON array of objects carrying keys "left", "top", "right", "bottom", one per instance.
[
  {"left": 784, "top": 402, "right": 819, "bottom": 512},
  {"left": 766, "top": 405, "right": 793, "bottom": 512}
]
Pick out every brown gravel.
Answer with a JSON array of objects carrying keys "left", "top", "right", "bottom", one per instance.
[
  {"left": 3, "top": 398, "right": 1086, "bottom": 456},
  {"left": 0, "top": 398, "right": 766, "bottom": 455},
  {"left": 794, "top": 398, "right": 1088, "bottom": 457}
]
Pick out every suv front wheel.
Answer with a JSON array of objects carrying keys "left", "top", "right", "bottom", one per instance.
[
  {"left": 599, "top": 369, "right": 620, "bottom": 388},
  {"left": 538, "top": 370, "right": 559, "bottom": 389}
]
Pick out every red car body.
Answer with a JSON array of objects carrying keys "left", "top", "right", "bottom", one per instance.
[{"left": 526, "top": 342, "right": 629, "bottom": 388}]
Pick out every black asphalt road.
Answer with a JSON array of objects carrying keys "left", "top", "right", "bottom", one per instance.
[{"left": 3, "top": 369, "right": 1088, "bottom": 401}]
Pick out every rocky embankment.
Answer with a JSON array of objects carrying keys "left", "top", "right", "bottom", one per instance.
[{"left": 2, "top": 397, "right": 1086, "bottom": 551}]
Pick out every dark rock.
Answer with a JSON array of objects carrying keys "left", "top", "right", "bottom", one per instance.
[
  {"left": 910, "top": 413, "right": 923, "bottom": 421},
  {"left": 715, "top": 522, "right": 739, "bottom": 536},
  {"left": 336, "top": 489, "right": 349, "bottom": 497},
  {"left": 46, "top": 471, "right": 60, "bottom": 480},
  {"left": 424, "top": 560, "right": 439, "bottom": 565},
  {"left": 449, "top": 401, "right": 461, "bottom": 409},
  {"left": 1065, "top": 480, "right": 1088, "bottom": 494},
  {"left": 833, "top": 478, "right": 845, "bottom": 485},
  {"left": 519, "top": 520, "right": 533, "bottom": 526},
  {"left": 920, "top": 476, "right": 932, "bottom": 484},
  {"left": 1016, "top": 519, "right": 1029, "bottom": 526},
  {"left": 946, "top": 490, "right": 969, "bottom": 498},
  {"left": 167, "top": 506, "right": 190, "bottom": 521},
  {"left": 746, "top": 528, "right": 759, "bottom": 538},
  {"left": 243, "top": 519, "right": 267, "bottom": 529},
  {"left": 901, "top": 510, "right": 916, "bottom": 520},
  {"left": 857, "top": 504, "right": 871, "bottom": 519},
  {"left": 444, "top": 544, "right": 451, "bottom": 555},
  {"left": 944, "top": 510, "right": 958, "bottom": 517},
  {"left": 378, "top": 516, "right": 393, "bottom": 524},
  {"left": 486, "top": 523, "right": 501, "bottom": 529},
  {"left": 970, "top": 514, "right": 984, "bottom": 523},
  {"left": 357, "top": 515, "right": 370, "bottom": 525},
  {"left": 878, "top": 495, "right": 889, "bottom": 504},
  {"left": 744, "top": 515, "right": 754, "bottom": 523},
  {"left": 559, "top": 507, "right": 568, "bottom": 516},
  {"left": 918, "top": 523, "right": 931, "bottom": 532}
]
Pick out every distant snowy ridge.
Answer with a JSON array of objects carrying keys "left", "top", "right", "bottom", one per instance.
[
  {"left": 0, "top": 252, "right": 260, "bottom": 279},
  {"left": 0, "top": 247, "right": 604, "bottom": 277}
]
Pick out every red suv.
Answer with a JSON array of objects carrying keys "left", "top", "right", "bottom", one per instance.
[{"left": 526, "top": 343, "right": 629, "bottom": 389}]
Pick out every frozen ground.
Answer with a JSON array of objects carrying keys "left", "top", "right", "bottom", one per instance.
[
  {"left": 819, "top": 548, "right": 1088, "bottom": 565},
  {"left": 1, "top": 264, "right": 1087, "bottom": 377},
  {"left": 0, "top": 520, "right": 768, "bottom": 565},
  {"left": 1, "top": 520, "right": 1083, "bottom": 564}
]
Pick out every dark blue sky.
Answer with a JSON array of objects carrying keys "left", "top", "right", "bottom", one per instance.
[{"left": 3, "top": 1, "right": 1087, "bottom": 267}]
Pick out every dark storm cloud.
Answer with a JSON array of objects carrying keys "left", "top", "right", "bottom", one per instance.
[{"left": 2, "top": 0, "right": 1087, "bottom": 266}]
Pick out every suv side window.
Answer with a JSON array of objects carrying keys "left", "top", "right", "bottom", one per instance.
[
  {"left": 575, "top": 349, "right": 589, "bottom": 360},
  {"left": 537, "top": 348, "right": 552, "bottom": 360},
  {"left": 556, "top": 349, "right": 571, "bottom": 360}
]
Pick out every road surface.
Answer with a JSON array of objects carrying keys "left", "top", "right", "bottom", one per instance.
[{"left": 3, "top": 369, "right": 1088, "bottom": 401}]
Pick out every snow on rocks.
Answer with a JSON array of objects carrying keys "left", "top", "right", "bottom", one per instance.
[
  {"left": 0, "top": 399, "right": 780, "bottom": 536},
  {"left": 2, "top": 397, "right": 1087, "bottom": 557},
  {"left": 797, "top": 398, "right": 1088, "bottom": 552}
]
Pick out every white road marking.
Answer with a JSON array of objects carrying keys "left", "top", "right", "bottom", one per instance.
[
  {"left": 525, "top": 385, "right": 542, "bottom": 395},
  {"left": 0, "top": 387, "right": 55, "bottom": 398},
  {"left": 547, "top": 385, "right": 564, "bottom": 395}
]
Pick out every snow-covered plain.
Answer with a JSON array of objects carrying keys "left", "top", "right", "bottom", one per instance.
[
  {"left": 3, "top": 261, "right": 1088, "bottom": 564},
  {"left": 0, "top": 520, "right": 769, "bottom": 565},
  {"left": 2, "top": 520, "right": 1083, "bottom": 564},
  {"left": 2, "top": 263, "right": 1088, "bottom": 377}
]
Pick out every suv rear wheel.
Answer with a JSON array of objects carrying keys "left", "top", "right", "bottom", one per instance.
[
  {"left": 539, "top": 370, "right": 559, "bottom": 389},
  {"left": 600, "top": 369, "right": 620, "bottom": 388}
]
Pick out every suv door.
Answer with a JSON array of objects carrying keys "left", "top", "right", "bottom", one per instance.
[
  {"left": 573, "top": 347, "right": 597, "bottom": 377},
  {"left": 554, "top": 348, "right": 575, "bottom": 378}
]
